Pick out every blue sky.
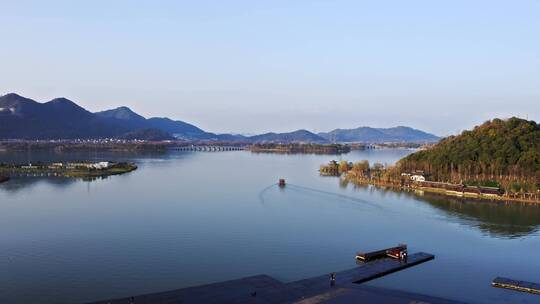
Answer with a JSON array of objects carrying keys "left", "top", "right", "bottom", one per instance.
[{"left": 0, "top": 0, "right": 538, "bottom": 136}]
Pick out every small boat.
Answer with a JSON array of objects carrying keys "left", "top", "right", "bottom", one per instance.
[
  {"left": 0, "top": 176, "right": 10, "bottom": 183},
  {"left": 355, "top": 244, "right": 407, "bottom": 262},
  {"left": 278, "top": 179, "right": 286, "bottom": 187}
]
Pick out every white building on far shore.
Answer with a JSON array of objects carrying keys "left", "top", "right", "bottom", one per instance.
[
  {"left": 411, "top": 175, "right": 426, "bottom": 182},
  {"left": 91, "top": 162, "right": 110, "bottom": 170}
]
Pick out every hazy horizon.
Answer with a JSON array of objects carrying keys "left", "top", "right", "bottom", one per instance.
[{"left": 1, "top": 1, "right": 538, "bottom": 136}]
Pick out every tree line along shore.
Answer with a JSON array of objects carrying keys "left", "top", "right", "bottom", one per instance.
[
  {"left": 0, "top": 140, "right": 426, "bottom": 154},
  {"left": 0, "top": 141, "right": 171, "bottom": 152},
  {"left": 249, "top": 143, "right": 352, "bottom": 154},
  {"left": 320, "top": 158, "right": 539, "bottom": 204}
]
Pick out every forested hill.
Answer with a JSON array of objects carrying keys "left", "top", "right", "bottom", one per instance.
[{"left": 398, "top": 117, "right": 540, "bottom": 192}]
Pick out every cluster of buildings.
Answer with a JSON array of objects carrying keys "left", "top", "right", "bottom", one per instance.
[
  {"left": 49, "top": 162, "right": 111, "bottom": 170},
  {"left": 12, "top": 161, "right": 113, "bottom": 170},
  {"left": 401, "top": 172, "right": 502, "bottom": 197}
]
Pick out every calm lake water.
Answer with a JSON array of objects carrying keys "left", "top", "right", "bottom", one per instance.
[{"left": 1, "top": 149, "right": 540, "bottom": 304}]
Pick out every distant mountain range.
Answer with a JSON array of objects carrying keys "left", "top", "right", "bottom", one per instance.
[
  {"left": 0, "top": 93, "right": 440, "bottom": 143},
  {"left": 250, "top": 130, "right": 327, "bottom": 143},
  {"left": 318, "top": 126, "right": 440, "bottom": 143},
  {"left": 95, "top": 106, "right": 215, "bottom": 140}
]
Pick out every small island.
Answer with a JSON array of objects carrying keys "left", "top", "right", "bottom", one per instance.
[
  {"left": 250, "top": 143, "right": 351, "bottom": 154},
  {"left": 320, "top": 118, "right": 540, "bottom": 204},
  {"left": 0, "top": 161, "right": 137, "bottom": 180}
]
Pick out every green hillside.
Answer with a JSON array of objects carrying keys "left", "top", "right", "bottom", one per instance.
[{"left": 399, "top": 117, "right": 540, "bottom": 194}]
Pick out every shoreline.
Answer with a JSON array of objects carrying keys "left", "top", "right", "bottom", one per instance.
[
  {"left": 0, "top": 162, "right": 137, "bottom": 180},
  {"left": 342, "top": 175, "right": 540, "bottom": 205},
  {"left": 0, "top": 141, "right": 170, "bottom": 152},
  {"left": 249, "top": 143, "right": 352, "bottom": 154}
]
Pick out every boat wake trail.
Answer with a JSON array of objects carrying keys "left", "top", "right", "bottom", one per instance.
[
  {"left": 285, "top": 184, "right": 384, "bottom": 210},
  {"left": 257, "top": 182, "right": 384, "bottom": 211},
  {"left": 258, "top": 183, "right": 277, "bottom": 204}
]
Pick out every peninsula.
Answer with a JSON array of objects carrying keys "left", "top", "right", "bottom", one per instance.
[
  {"left": 0, "top": 161, "right": 137, "bottom": 180},
  {"left": 250, "top": 143, "right": 351, "bottom": 154},
  {"left": 320, "top": 118, "right": 540, "bottom": 204}
]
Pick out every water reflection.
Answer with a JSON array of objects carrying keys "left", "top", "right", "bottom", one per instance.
[
  {"left": 0, "top": 177, "right": 76, "bottom": 193},
  {"left": 342, "top": 178, "right": 540, "bottom": 238},
  {"left": 419, "top": 192, "right": 540, "bottom": 238},
  {"left": 286, "top": 183, "right": 384, "bottom": 211},
  {"left": 0, "top": 176, "right": 111, "bottom": 194}
]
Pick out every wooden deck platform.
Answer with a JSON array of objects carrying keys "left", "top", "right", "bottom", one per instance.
[
  {"left": 286, "top": 252, "right": 433, "bottom": 293},
  {"left": 87, "top": 252, "right": 455, "bottom": 304},
  {"left": 352, "top": 251, "right": 433, "bottom": 283},
  {"left": 492, "top": 277, "right": 540, "bottom": 295}
]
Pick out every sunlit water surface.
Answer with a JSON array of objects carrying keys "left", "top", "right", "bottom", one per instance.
[{"left": 1, "top": 149, "right": 539, "bottom": 304}]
